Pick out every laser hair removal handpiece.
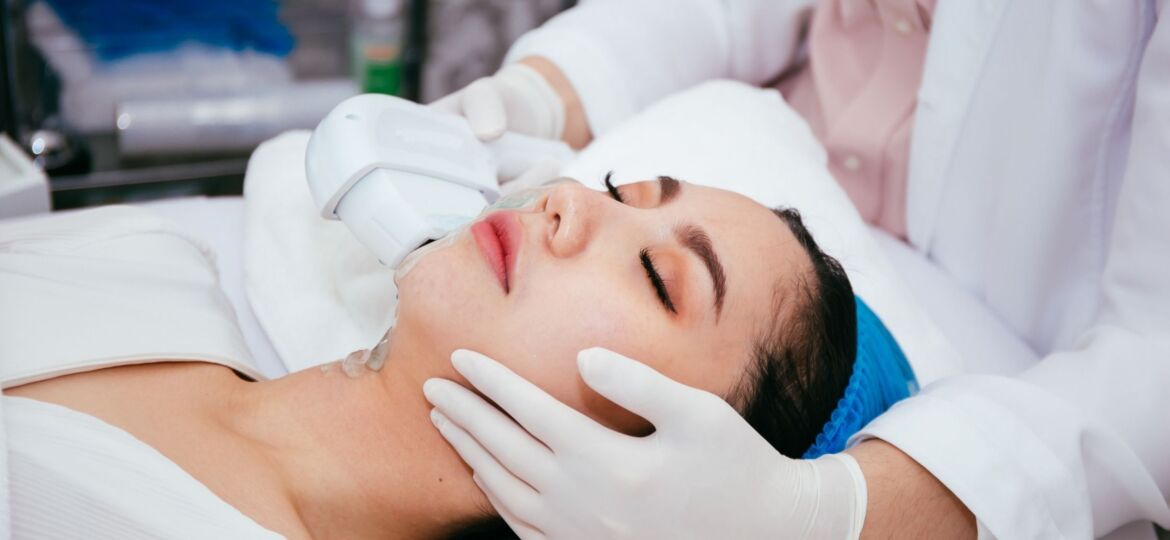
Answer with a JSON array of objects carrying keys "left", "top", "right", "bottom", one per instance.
[{"left": 305, "top": 93, "right": 572, "bottom": 267}]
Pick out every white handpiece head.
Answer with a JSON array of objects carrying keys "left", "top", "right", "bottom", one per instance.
[
  {"left": 306, "top": 93, "right": 575, "bottom": 268},
  {"left": 306, "top": 94, "right": 501, "bottom": 267}
]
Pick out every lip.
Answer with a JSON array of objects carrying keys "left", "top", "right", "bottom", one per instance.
[{"left": 470, "top": 211, "right": 522, "bottom": 293}]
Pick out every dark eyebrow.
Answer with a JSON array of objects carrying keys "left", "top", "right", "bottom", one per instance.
[
  {"left": 657, "top": 176, "right": 681, "bottom": 204},
  {"left": 674, "top": 223, "right": 726, "bottom": 319}
]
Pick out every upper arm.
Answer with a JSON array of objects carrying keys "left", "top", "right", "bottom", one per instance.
[{"left": 504, "top": 0, "right": 815, "bottom": 134}]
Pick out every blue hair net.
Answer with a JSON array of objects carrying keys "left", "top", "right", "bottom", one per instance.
[{"left": 803, "top": 296, "right": 918, "bottom": 459}]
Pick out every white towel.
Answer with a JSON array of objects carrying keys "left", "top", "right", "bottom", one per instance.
[{"left": 243, "top": 131, "right": 398, "bottom": 373}]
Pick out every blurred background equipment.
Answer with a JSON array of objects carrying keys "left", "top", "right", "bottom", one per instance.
[
  {"left": 115, "top": 79, "right": 358, "bottom": 156},
  {"left": 0, "top": 133, "right": 50, "bottom": 218},
  {"left": 0, "top": 0, "right": 574, "bottom": 209}
]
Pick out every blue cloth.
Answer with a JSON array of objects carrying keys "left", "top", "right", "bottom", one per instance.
[
  {"left": 42, "top": 0, "right": 294, "bottom": 62},
  {"left": 803, "top": 297, "right": 918, "bottom": 459}
]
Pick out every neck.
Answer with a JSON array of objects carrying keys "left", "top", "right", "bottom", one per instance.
[{"left": 233, "top": 326, "right": 489, "bottom": 539}]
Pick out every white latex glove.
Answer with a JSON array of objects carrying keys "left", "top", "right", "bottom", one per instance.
[
  {"left": 432, "top": 63, "right": 571, "bottom": 186},
  {"left": 431, "top": 63, "right": 566, "bottom": 142},
  {"left": 423, "top": 348, "right": 868, "bottom": 540}
]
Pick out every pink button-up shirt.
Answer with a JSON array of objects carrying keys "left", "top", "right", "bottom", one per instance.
[{"left": 782, "top": 0, "right": 935, "bottom": 239}]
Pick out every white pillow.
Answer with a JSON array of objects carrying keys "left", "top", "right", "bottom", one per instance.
[{"left": 560, "top": 80, "right": 962, "bottom": 385}]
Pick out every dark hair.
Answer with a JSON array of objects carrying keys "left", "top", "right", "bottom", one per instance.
[
  {"left": 447, "top": 208, "right": 856, "bottom": 538},
  {"left": 727, "top": 207, "right": 857, "bottom": 458},
  {"left": 444, "top": 513, "right": 518, "bottom": 540}
]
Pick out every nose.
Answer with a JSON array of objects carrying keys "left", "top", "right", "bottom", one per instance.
[{"left": 542, "top": 182, "right": 597, "bottom": 258}]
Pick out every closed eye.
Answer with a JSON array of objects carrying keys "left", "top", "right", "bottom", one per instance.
[
  {"left": 607, "top": 174, "right": 677, "bottom": 314},
  {"left": 640, "top": 249, "right": 677, "bottom": 314}
]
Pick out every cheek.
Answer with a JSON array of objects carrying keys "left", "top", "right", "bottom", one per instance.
[
  {"left": 486, "top": 267, "right": 659, "bottom": 433},
  {"left": 503, "top": 289, "right": 632, "bottom": 400},
  {"left": 522, "top": 291, "right": 725, "bottom": 433},
  {"left": 393, "top": 238, "right": 503, "bottom": 357}
]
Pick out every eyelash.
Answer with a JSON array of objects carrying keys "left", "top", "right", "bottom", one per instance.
[
  {"left": 603, "top": 171, "right": 625, "bottom": 204},
  {"left": 640, "top": 249, "right": 677, "bottom": 314}
]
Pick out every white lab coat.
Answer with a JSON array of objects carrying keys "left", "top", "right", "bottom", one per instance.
[{"left": 504, "top": 0, "right": 1170, "bottom": 538}]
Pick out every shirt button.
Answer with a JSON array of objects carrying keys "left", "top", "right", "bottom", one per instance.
[
  {"left": 842, "top": 155, "right": 862, "bottom": 172},
  {"left": 895, "top": 19, "right": 914, "bottom": 34}
]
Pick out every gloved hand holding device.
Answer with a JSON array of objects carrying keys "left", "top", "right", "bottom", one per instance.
[
  {"left": 422, "top": 348, "right": 867, "bottom": 540},
  {"left": 431, "top": 62, "right": 567, "bottom": 143},
  {"left": 430, "top": 59, "right": 585, "bottom": 190}
]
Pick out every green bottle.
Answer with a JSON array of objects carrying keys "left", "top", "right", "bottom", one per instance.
[{"left": 351, "top": 0, "right": 405, "bottom": 95}]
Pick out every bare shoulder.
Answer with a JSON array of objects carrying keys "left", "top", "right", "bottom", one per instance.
[{"left": 7, "top": 361, "right": 243, "bottom": 427}]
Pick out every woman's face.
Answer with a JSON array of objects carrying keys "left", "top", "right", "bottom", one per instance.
[{"left": 395, "top": 178, "right": 810, "bottom": 432}]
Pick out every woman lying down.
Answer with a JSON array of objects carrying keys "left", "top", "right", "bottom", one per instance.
[{"left": 0, "top": 176, "right": 914, "bottom": 539}]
